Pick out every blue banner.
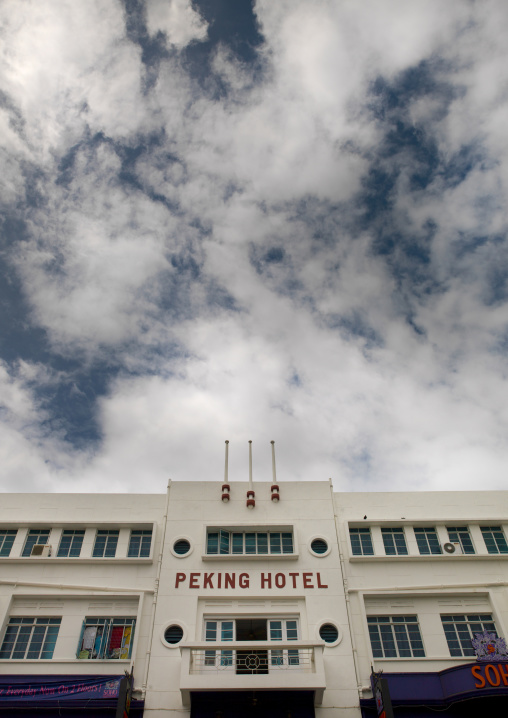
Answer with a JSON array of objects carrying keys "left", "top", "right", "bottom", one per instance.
[{"left": 0, "top": 675, "right": 121, "bottom": 703}]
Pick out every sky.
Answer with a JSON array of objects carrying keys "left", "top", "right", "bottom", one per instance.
[{"left": 1, "top": 0, "right": 508, "bottom": 494}]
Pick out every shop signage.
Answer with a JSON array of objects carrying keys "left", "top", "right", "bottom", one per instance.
[
  {"left": 116, "top": 670, "right": 133, "bottom": 718},
  {"left": 0, "top": 675, "right": 121, "bottom": 703},
  {"left": 472, "top": 629, "right": 508, "bottom": 662},
  {"left": 471, "top": 663, "right": 508, "bottom": 688},
  {"left": 174, "top": 571, "right": 328, "bottom": 589},
  {"left": 371, "top": 672, "right": 394, "bottom": 718}
]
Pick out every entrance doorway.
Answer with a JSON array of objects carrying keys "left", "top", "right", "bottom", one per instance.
[{"left": 191, "top": 690, "right": 315, "bottom": 718}]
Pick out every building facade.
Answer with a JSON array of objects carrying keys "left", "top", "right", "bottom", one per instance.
[
  {"left": 336, "top": 490, "right": 508, "bottom": 716},
  {"left": 0, "top": 479, "right": 508, "bottom": 717}
]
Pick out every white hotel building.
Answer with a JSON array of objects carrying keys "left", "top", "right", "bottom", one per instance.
[{"left": 0, "top": 474, "right": 507, "bottom": 717}]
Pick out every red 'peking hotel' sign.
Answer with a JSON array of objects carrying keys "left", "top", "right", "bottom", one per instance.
[{"left": 174, "top": 571, "right": 328, "bottom": 589}]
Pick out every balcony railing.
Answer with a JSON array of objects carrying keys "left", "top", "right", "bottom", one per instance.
[{"left": 180, "top": 641, "right": 325, "bottom": 706}]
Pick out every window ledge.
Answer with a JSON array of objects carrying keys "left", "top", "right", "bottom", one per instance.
[
  {"left": 201, "top": 553, "right": 299, "bottom": 562},
  {"left": 0, "top": 557, "right": 153, "bottom": 563},
  {"left": 373, "top": 656, "right": 475, "bottom": 662},
  {"left": 0, "top": 659, "right": 131, "bottom": 663},
  {"left": 349, "top": 554, "right": 505, "bottom": 562}
]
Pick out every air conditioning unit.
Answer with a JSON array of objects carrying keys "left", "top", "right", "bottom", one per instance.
[
  {"left": 31, "top": 544, "right": 52, "bottom": 557},
  {"left": 443, "top": 542, "right": 462, "bottom": 555}
]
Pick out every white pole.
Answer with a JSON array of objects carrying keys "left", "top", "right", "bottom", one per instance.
[
  {"left": 248, "top": 440, "right": 253, "bottom": 490},
  {"left": 247, "top": 441, "right": 255, "bottom": 508},
  {"left": 224, "top": 440, "right": 229, "bottom": 485},
  {"left": 270, "top": 440, "right": 277, "bottom": 483}
]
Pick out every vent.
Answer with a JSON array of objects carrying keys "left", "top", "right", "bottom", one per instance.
[
  {"left": 311, "top": 538, "right": 328, "bottom": 554},
  {"left": 173, "top": 539, "right": 191, "bottom": 555},
  {"left": 319, "top": 623, "right": 339, "bottom": 643},
  {"left": 164, "top": 625, "right": 184, "bottom": 644},
  {"left": 31, "top": 544, "right": 51, "bottom": 557}
]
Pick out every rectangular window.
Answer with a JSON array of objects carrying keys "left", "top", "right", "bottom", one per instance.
[
  {"left": 0, "top": 617, "right": 61, "bottom": 659},
  {"left": 206, "top": 530, "right": 293, "bottom": 556},
  {"left": 92, "top": 530, "right": 119, "bottom": 558},
  {"left": 441, "top": 614, "right": 497, "bottom": 657},
  {"left": 481, "top": 526, "right": 508, "bottom": 554},
  {"left": 127, "top": 530, "right": 152, "bottom": 557},
  {"left": 57, "top": 530, "right": 85, "bottom": 558},
  {"left": 381, "top": 528, "right": 408, "bottom": 556},
  {"left": 0, "top": 530, "right": 17, "bottom": 557},
  {"left": 269, "top": 619, "right": 299, "bottom": 666},
  {"left": 447, "top": 527, "right": 475, "bottom": 554},
  {"left": 368, "top": 616, "right": 425, "bottom": 658},
  {"left": 22, "top": 529, "right": 51, "bottom": 557},
  {"left": 204, "top": 620, "right": 234, "bottom": 666},
  {"left": 414, "top": 527, "right": 442, "bottom": 555},
  {"left": 349, "top": 527, "right": 374, "bottom": 556},
  {"left": 77, "top": 617, "right": 135, "bottom": 659}
]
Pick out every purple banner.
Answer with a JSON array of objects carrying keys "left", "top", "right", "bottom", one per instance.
[
  {"left": 0, "top": 675, "right": 121, "bottom": 703},
  {"left": 361, "top": 662, "right": 508, "bottom": 709}
]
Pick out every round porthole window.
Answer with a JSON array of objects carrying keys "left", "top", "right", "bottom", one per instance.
[
  {"left": 308, "top": 535, "right": 331, "bottom": 557},
  {"left": 319, "top": 623, "right": 339, "bottom": 644},
  {"left": 164, "top": 625, "right": 184, "bottom": 645},
  {"left": 311, "top": 538, "right": 328, "bottom": 554},
  {"left": 172, "top": 538, "right": 191, "bottom": 557}
]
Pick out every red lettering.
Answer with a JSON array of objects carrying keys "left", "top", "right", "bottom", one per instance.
[
  {"left": 217, "top": 573, "right": 222, "bottom": 588},
  {"left": 203, "top": 573, "right": 214, "bottom": 589},
  {"left": 175, "top": 572, "right": 186, "bottom": 588},
  {"left": 189, "top": 573, "right": 200, "bottom": 588},
  {"left": 316, "top": 573, "right": 328, "bottom": 589},
  {"left": 471, "top": 665, "right": 485, "bottom": 688},
  {"left": 302, "top": 572, "right": 314, "bottom": 588},
  {"left": 261, "top": 573, "right": 272, "bottom": 588},
  {"left": 289, "top": 572, "right": 299, "bottom": 588},
  {"left": 486, "top": 664, "right": 501, "bottom": 686},
  {"left": 498, "top": 664, "right": 508, "bottom": 686},
  {"left": 275, "top": 573, "right": 286, "bottom": 588},
  {"left": 239, "top": 573, "right": 249, "bottom": 588},
  {"left": 225, "top": 573, "right": 235, "bottom": 589}
]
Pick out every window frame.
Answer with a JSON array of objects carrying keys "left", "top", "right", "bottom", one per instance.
[
  {"left": 441, "top": 614, "right": 497, "bottom": 657},
  {"left": 381, "top": 528, "right": 408, "bottom": 556},
  {"left": 22, "top": 529, "right": 51, "bottom": 557},
  {"left": 414, "top": 527, "right": 442, "bottom": 555},
  {"left": 76, "top": 617, "right": 136, "bottom": 660},
  {"left": 481, "top": 526, "right": 508, "bottom": 554},
  {"left": 0, "top": 617, "right": 61, "bottom": 659},
  {"left": 0, "top": 530, "right": 17, "bottom": 557},
  {"left": 349, "top": 527, "right": 374, "bottom": 556},
  {"left": 127, "top": 529, "right": 152, "bottom": 558},
  {"left": 446, "top": 526, "right": 475, "bottom": 554},
  {"left": 367, "top": 615, "right": 425, "bottom": 659},
  {"left": 92, "top": 530, "right": 119, "bottom": 558},
  {"left": 57, "top": 529, "right": 85, "bottom": 558},
  {"left": 204, "top": 526, "right": 296, "bottom": 558}
]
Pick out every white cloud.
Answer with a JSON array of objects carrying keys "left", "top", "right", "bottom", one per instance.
[
  {"left": 1, "top": 0, "right": 508, "bottom": 494},
  {"left": 146, "top": 0, "right": 208, "bottom": 48}
]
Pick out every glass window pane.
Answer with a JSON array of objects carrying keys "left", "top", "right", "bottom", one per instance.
[
  {"left": 232, "top": 533, "right": 243, "bottom": 554},
  {"left": 257, "top": 533, "right": 268, "bottom": 554},
  {"left": 219, "top": 530, "right": 230, "bottom": 555},
  {"left": 282, "top": 533, "right": 293, "bottom": 553},
  {"left": 207, "top": 533, "right": 219, "bottom": 554},
  {"left": 0, "top": 530, "right": 17, "bottom": 557},
  {"left": 245, "top": 533, "right": 256, "bottom": 554},
  {"left": 270, "top": 533, "right": 281, "bottom": 554}
]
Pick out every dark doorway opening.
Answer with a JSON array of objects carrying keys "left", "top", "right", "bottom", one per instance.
[
  {"left": 191, "top": 690, "right": 315, "bottom": 718},
  {"left": 236, "top": 619, "right": 268, "bottom": 674}
]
